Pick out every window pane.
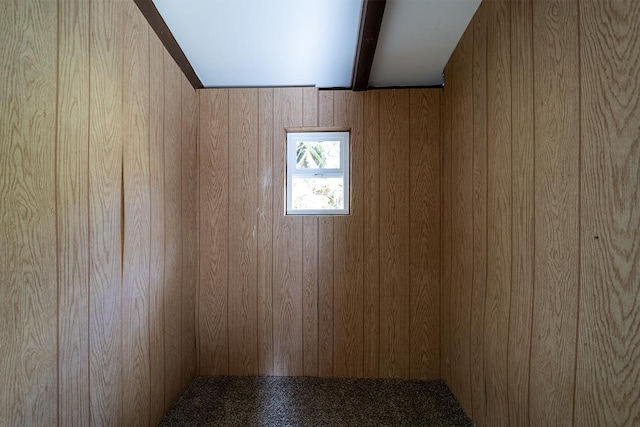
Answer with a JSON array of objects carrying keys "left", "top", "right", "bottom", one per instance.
[
  {"left": 295, "top": 140, "right": 340, "bottom": 169},
  {"left": 291, "top": 177, "right": 344, "bottom": 210}
]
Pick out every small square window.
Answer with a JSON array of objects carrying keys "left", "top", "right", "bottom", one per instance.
[{"left": 286, "top": 131, "right": 349, "bottom": 215}]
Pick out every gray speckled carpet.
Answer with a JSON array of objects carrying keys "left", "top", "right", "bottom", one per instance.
[{"left": 159, "top": 376, "right": 474, "bottom": 426}]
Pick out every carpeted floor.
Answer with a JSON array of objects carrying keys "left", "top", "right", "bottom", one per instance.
[{"left": 159, "top": 376, "right": 474, "bottom": 426}]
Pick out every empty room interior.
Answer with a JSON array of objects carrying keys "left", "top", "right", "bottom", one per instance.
[{"left": 1, "top": 0, "right": 639, "bottom": 425}]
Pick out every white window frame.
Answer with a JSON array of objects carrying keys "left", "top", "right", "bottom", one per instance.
[{"left": 286, "top": 131, "right": 350, "bottom": 215}]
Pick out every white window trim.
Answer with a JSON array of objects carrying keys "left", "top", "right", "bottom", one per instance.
[{"left": 286, "top": 131, "right": 350, "bottom": 215}]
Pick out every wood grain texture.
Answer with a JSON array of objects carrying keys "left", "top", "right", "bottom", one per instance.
[
  {"left": 440, "top": 70, "right": 453, "bottom": 385},
  {"left": 302, "top": 87, "right": 319, "bottom": 128},
  {"left": 363, "top": 90, "right": 381, "bottom": 379},
  {"left": 89, "top": 0, "right": 124, "bottom": 423},
  {"left": 13, "top": 0, "right": 640, "bottom": 422},
  {"left": 441, "top": 1, "right": 640, "bottom": 425},
  {"left": 446, "top": 39, "right": 461, "bottom": 399},
  {"left": 484, "top": 1, "right": 512, "bottom": 424},
  {"left": 302, "top": 87, "right": 319, "bottom": 376},
  {"left": 198, "top": 89, "right": 230, "bottom": 375},
  {"left": 57, "top": 0, "right": 90, "bottom": 424},
  {"left": 181, "top": 77, "right": 198, "bottom": 387},
  {"left": 508, "top": 0, "right": 534, "bottom": 424},
  {"left": 228, "top": 89, "right": 259, "bottom": 376},
  {"left": 318, "top": 215, "right": 334, "bottom": 377},
  {"left": 198, "top": 88, "right": 441, "bottom": 383},
  {"left": 409, "top": 89, "right": 441, "bottom": 380},
  {"left": 318, "top": 90, "right": 335, "bottom": 377},
  {"left": 531, "top": 0, "right": 580, "bottom": 424},
  {"left": 122, "top": 3, "right": 151, "bottom": 425},
  {"left": 1, "top": 0, "right": 198, "bottom": 423},
  {"left": 333, "top": 91, "right": 365, "bottom": 378},
  {"left": 148, "top": 27, "right": 166, "bottom": 426},
  {"left": 379, "top": 90, "right": 411, "bottom": 379},
  {"left": 449, "top": 25, "right": 474, "bottom": 410},
  {"left": 163, "top": 54, "right": 184, "bottom": 408},
  {"left": 470, "top": 2, "right": 488, "bottom": 423},
  {"left": 257, "top": 88, "right": 275, "bottom": 375},
  {"left": 302, "top": 214, "right": 319, "bottom": 375},
  {"left": 272, "top": 88, "right": 304, "bottom": 376},
  {"left": 576, "top": 1, "right": 640, "bottom": 425},
  {"left": 0, "top": 0, "right": 58, "bottom": 424}
]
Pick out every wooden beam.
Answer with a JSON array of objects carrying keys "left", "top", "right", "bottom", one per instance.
[
  {"left": 133, "top": 0, "right": 203, "bottom": 89},
  {"left": 351, "top": 0, "right": 387, "bottom": 91}
]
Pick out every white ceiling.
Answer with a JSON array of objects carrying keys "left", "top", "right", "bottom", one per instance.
[
  {"left": 152, "top": 0, "right": 362, "bottom": 88},
  {"left": 152, "top": 0, "right": 481, "bottom": 89},
  {"left": 369, "top": 0, "right": 481, "bottom": 87}
]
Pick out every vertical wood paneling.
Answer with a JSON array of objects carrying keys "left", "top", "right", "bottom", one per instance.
[
  {"left": 302, "top": 87, "right": 319, "bottom": 376},
  {"left": 199, "top": 88, "right": 441, "bottom": 384},
  {"left": 409, "top": 90, "right": 441, "bottom": 380},
  {"left": 181, "top": 79, "right": 198, "bottom": 384},
  {"left": 181, "top": 77, "right": 198, "bottom": 386},
  {"left": 1, "top": 1, "right": 198, "bottom": 423},
  {"left": 198, "top": 89, "right": 229, "bottom": 375},
  {"left": 442, "top": 0, "right": 640, "bottom": 425},
  {"left": 0, "top": 0, "right": 58, "bottom": 424},
  {"left": 163, "top": 54, "right": 184, "bottom": 407},
  {"left": 577, "top": 1, "right": 640, "bottom": 425},
  {"left": 89, "top": 0, "right": 124, "bottom": 423},
  {"left": 228, "top": 89, "right": 259, "bottom": 376},
  {"left": 444, "top": 1, "right": 640, "bottom": 425},
  {"left": 272, "top": 88, "right": 304, "bottom": 376},
  {"left": 449, "top": 25, "right": 474, "bottom": 411},
  {"left": 257, "top": 88, "right": 275, "bottom": 375},
  {"left": 7, "top": 0, "right": 640, "bottom": 423},
  {"left": 57, "top": 0, "right": 90, "bottom": 424},
  {"left": 508, "top": 0, "right": 535, "bottom": 424},
  {"left": 148, "top": 28, "right": 166, "bottom": 427},
  {"left": 531, "top": 0, "right": 580, "bottom": 424},
  {"left": 198, "top": 88, "right": 441, "bottom": 384},
  {"left": 440, "top": 70, "right": 453, "bottom": 385},
  {"left": 484, "top": 1, "right": 512, "bottom": 424},
  {"left": 363, "top": 90, "right": 381, "bottom": 379},
  {"left": 318, "top": 90, "right": 335, "bottom": 377},
  {"left": 333, "top": 91, "right": 365, "bottom": 377},
  {"left": 122, "top": 3, "right": 151, "bottom": 425},
  {"left": 318, "top": 216, "right": 335, "bottom": 376},
  {"left": 446, "top": 42, "right": 460, "bottom": 398},
  {"left": 470, "top": 2, "right": 488, "bottom": 423},
  {"left": 379, "top": 90, "right": 411, "bottom": 379}
]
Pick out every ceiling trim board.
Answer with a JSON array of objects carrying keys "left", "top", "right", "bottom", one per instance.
[
  {"left": 134, "top": 0, "right": 203, "bottom": 89},
  {"left": 198, "top": 85, "right": 319, "bottom": 90},
  {"left": 367, "top": 84, "right": 444, "bottom": 90},
  {"left": 351, "top": 0, "right": 387, "bottom": 92},
  {"left": 318, "top": 87, "right": 353, "bottom": 91}
]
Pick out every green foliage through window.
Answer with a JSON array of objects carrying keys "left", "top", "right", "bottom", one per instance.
[
  {"left": 296, "top": 141, "right": 326, "bottom": 169},
  {"left": 295, "top": 140, "right": 340, "bottom": 170},
  {"left": 287, "top": 132, "right": 349, "bottom": 214}
]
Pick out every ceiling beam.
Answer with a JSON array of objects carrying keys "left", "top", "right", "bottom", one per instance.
[
  {"left": 351, "top": 0, "right": 387, "bottom": 91},
  {"left": 133, "top": 0, "right": 203, "bottom": 89}
]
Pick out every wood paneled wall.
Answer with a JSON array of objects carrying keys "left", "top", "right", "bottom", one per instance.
[
  {"left": 4, "top": 0, "right": 637, "bottom": 424},
  {"left": 441, "top": 0, "right": 640, "bottom": 425},
  {"left": 198, "top": 88, "right": 441, "bottom": 379},
  {"left": 0, "top": 0, "right": 197, "bottom": 425}
]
